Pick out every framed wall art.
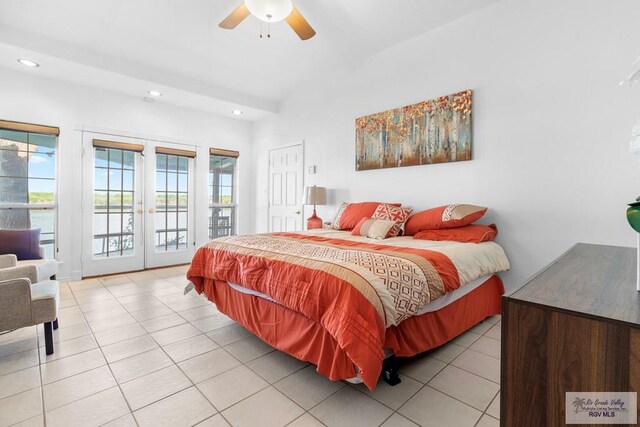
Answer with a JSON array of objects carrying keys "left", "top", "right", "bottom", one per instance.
[{"left": 355, "top": 90, "right": 472, "bottom": 171}]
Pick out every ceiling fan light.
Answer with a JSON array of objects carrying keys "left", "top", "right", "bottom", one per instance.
[
  {"left": 17, "top": 58, "right": 39, "bottom": 67},
  {"left": 245, "top": 0, "right": 293, "bottom": 22}
]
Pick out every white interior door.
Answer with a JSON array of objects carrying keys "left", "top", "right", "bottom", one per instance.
[
  {"left": 144, "top": 141, "right": 196, "bottom": 268},
  {"left": 269, "top": 143, "right": 303, "bottom": 232},
  {"left": 82, "top": 132, "right": 145, "bottom": 276}
]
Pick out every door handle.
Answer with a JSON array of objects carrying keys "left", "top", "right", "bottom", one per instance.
[
  {"left": 148, "top": 208, "right": 155, "bottom": 214},
  {"left": 136, "top": 209, "right": 143, "bottom": 214},
  {"left": 294, "top": 210, "right": 301, "bottom": 215}
]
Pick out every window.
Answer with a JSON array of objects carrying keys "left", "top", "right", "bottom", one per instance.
[
  {"left": 0, "top": 121, "right": 58, "bottom": 258},
  {"left": 209, "top": 148, "right": 239, "bottom": 239}
]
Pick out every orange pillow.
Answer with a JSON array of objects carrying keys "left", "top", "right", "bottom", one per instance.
[
  {"left": 404, "top": 204, "right": 487, "bottom": 235},
  {"left": 413, "top": 224, "right": 498, "bottom": 243},
  {"left": 333, "top": 201, "right": 401, "bottom": 230}
]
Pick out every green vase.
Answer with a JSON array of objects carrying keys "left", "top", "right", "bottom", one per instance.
[{"left": 628, "top": 199, "right": 640, "bottom": 233}]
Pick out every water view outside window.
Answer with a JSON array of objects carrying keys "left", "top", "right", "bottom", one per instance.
[
  {"left": 93, "top": 148, "right": 136, "bottom": 258},
  {"left": 209, "top": 154, "right": 237, "bottom": 239},
  {"left": 155, "top": 154, "right": 189, "bottom": 251},
  {"left": 0, "top": 129, "right": 56, "bottom": 258}
]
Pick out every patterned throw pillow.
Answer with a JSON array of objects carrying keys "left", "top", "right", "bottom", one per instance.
[
  {"left": 331, "top": 203, "right": 349, "bottom": 229},
  {"left": 372, "top": 204, "right": 413, "bottom": 238},
  {"left": 351, "top": 218, "right": 397, "bottom": 240}
]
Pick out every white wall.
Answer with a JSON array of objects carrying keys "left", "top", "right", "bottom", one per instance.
[
  {"left": 252, "top": 0, "right": 640, "bottom": 290},
  {"left": 0, "top": 68, "right": 254, "bottom": 280}
]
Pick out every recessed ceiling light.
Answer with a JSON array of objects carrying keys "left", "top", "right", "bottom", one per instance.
[
  {"left": 147, "top": 90, "right": 162, "bottom": 97},
  {"left": 232, "top": 110, "right": 243, "bottom": 116},
  {"left": 17, "top": 59, "right": 39, "bottom": 67}
]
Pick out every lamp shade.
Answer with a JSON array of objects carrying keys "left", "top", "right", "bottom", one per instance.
[
  {"left": 303, "top": 186, "right": 327, "bottom": 205},
  {"left": 245, "top": 0, "right": 293, "bottom": 22}
]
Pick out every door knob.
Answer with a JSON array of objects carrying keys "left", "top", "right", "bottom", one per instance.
[
  {"left": 136, "top": 209, "right": 143, "bottom": 214},
  {"left": 148, "top": 208, "right": 155, "bottom": 214},
  {"left": 294, "top": 210, "right": 301, "bottom": 215}
]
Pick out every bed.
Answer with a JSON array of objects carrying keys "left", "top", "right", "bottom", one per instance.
[{"left": 186, "top": 229, "right": 510, "bottom": 390}]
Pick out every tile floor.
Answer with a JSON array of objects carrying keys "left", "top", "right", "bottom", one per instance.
[{"left": 0, "top": 266, "right": 502, "bottom": 427}]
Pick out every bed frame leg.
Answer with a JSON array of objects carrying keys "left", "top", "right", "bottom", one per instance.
[{"left": 382, "top": 356, "right": 401, "bottom": 386}]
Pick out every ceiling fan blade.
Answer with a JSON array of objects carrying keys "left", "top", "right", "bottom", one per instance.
[
  {"left": 219, "top": 3, "right": 250, "bottom": 29},
  {"left": 285, "top": 6, "right": 316, "bottom": 40}
]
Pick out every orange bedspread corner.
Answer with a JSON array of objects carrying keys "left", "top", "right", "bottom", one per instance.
[{"left": 187, "top": 240, "right": 387, "bottom": 389}]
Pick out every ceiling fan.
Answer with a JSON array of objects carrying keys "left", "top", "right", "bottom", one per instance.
[{"left": 219, "top": 0, "right": 316, "bottom": 40}]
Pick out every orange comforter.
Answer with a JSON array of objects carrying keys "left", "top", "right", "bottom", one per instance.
[{"left": 187, "top": 232, "right": 461, "bottom": 390}]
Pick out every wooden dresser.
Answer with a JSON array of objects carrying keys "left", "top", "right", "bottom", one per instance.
[{"left": 501, "top": 243, "right": 640, "bottom": 426}]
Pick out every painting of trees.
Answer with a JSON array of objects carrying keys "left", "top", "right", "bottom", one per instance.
[{"left": 355, "top": 90, "right": 472, "bottom": 171}]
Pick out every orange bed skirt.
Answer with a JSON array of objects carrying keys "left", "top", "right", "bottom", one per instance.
[
  {"left": 201, "top": 275, "right": 504, "bottom": 388},
  {"left": 386, "top": 275, "right": 504, "bottom": 357}
]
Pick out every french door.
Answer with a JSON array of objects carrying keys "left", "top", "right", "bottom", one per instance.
[
  {"left": 82, "top": 132, "right": 195, "bottom": 277},
  {"left": 144, "top": 142, "right": 195, "bottom": 269}
]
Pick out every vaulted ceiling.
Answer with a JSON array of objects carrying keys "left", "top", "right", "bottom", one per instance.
[{"left": 0, "top": 0, "right": 498, "bottom": 120}]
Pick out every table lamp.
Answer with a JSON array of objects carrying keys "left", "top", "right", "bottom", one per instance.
[{"left": 303, "top": 185, "right": 327, "bottom": 230}]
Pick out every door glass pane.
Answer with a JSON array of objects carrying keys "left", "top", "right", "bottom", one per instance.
[
  {"left": 178, "top": 193, "right": 188, "bottom": 210},
  {"left": 123, "top": 151, "right": 135, "bottom": 170},
  {"left": 123, "top": 213, "right": 134, "bottom": 233},
  {"left": 95, "top": 168, "right": 108, "bottom": 190},
  {"left": 108, "top": 191, "right": 122, "bottom": 208},
  {"left": 108, "top": 213, "right": 122, "bottom": 233},
  {"left": 122, "top": 233, "right": 134, "bottom": 255},
  {"left": 177, "top": 231, "right": 187, "bottom": 250},
  {"left": 94, "top": 214, "right": 107, "bottom": 235},
  {"left": 177, "top": 212, "right": 187, "bottom": 229},
  {"left": 155, "top": 153, "right": 189, "bottom": 252},
  {"left": 110, "top": 169, "right": 122, "bottom": 189},
  {"left": 156, "top": 193, "right": 166, "bottom": 208},
  {"left": 122, "top": 192, "right": 134, "bottom": 211},
  {"left": 178, "top": 174, "right": 187, "bottom": 192},
  {"left": 94, "top": 191, "right": 108, "bottom": 210},
  {"left": 167, "top": 155, "right": 178, "bottom": 171},
  {"left": 156, "top": 154, "right": 167, "bottom": 171},
  {"left": 93, "top": 147, "right": 136, "bottom": 258},
  {"left": 95, "top": 149, "right": 108, "bottom": 167},
  {"left": 156, "top": 173, "right": 166, "bottom": 192},
  {"left": 167, "top": 192, "right": 177, "bottom": 208},
  {"left": 178, "top": 157, "right": 188, "bottom": 172},
  {"left": 108, "top": 149, "right": 123, "bottom": 169},
  {"left": 167, "top": 173, "right": 177, "bottom": 191},
  {"left": 122, "top": 170, "right": 134, "bottom": 191}
]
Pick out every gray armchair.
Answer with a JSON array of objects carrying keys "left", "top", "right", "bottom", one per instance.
[
  {"left": 0, "top": 264, "right": 60, "bottom": 355},
  {"left": 0, "top": 254, "right": 17, "bottom": 269},
  {"left": 0, "top": 252, "right": 58, "bottom": 282}
]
